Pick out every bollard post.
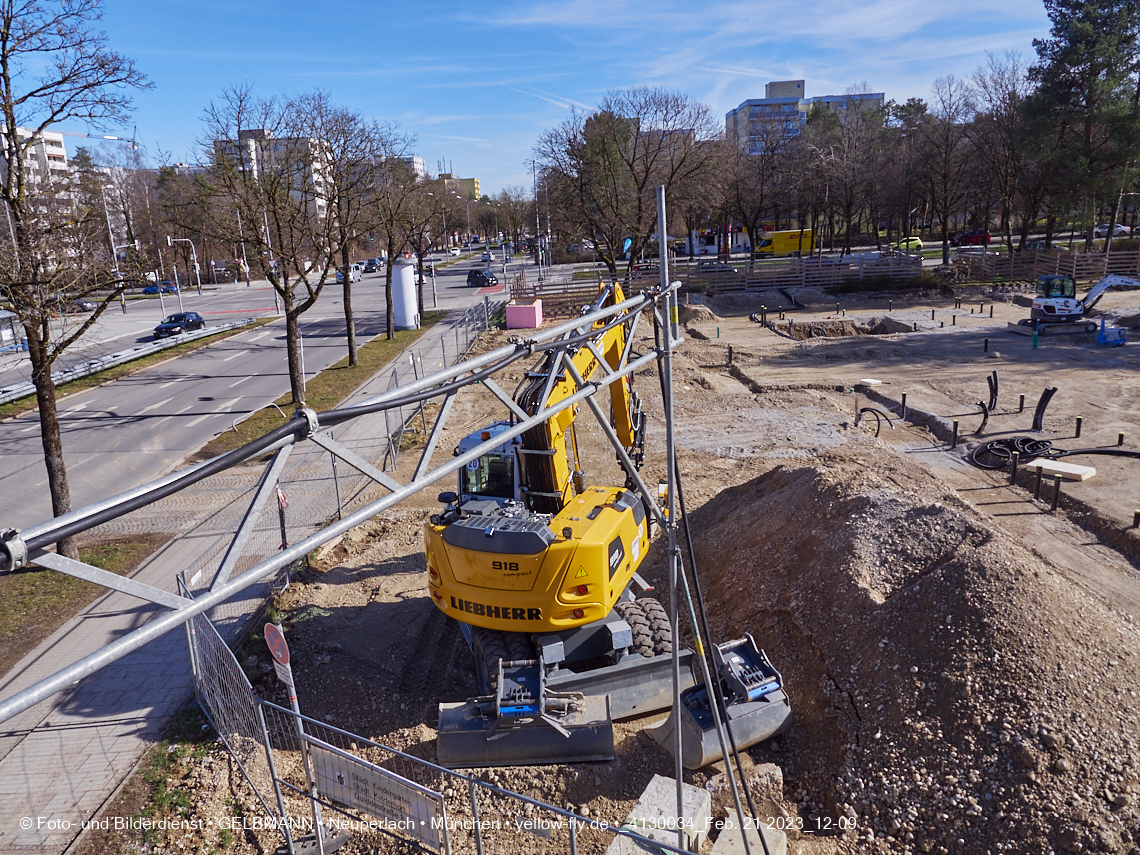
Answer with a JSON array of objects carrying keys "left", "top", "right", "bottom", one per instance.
[
  {"left": 1032, "top": 331, "right": 1039, "bottom": 349},
  {"left": 1051, "top": 475, "right": 1062, "bottom": 511},
  {"left": 1019, "top": 394, "right": 1025, "bottom": 412},
  {"left": 989, "top": 305, "right": 994, "bottom": 318},
  {"left": 717, "top": 326, "right": 721, "bottom": 338},
  {"left": 913, "top": 322, "right": 917, "bottom": 331},
  {"left": 940, "top": 321, "right": 944, "bottom": 328},
  {"left": 952, "top": 315, "right": 956, "bottom": 325},
  {"left": 836, "top": 302, "right": 840, "bottom": 314},
  {"left": 984, "top": 339, "right": 988, "bottom": 352},
  {"left": 728, "top": 344, "right": 733, "bottom": 364},
  {"left": 901, "top": 393, "right": 907, "bottom": 419},
  {"left": 932, "top": 309, "right": 935, "bottom": 320},
  {"left": 1133, "top": 510, "right": 1140, "bottom": 529},
  {"left": 1034, "top": 467, "right": 1043, "bottom": 501},
  {"left": 1010, "top": 451, "right": 1019, "bottom": 485},
  {"left": 980, "top": 302, "right": 984, "bottom": 313},
  {"left": 889, "top": 300, "right": 893, "bottom": 313},
  {"left": 1075, "top": 416, "right": 1083, "bottom": 438},
  {"left": 952, "top": 420, "right": 959, "bottom": 448},
  {"left": 1120, "top": 432, "right": 1126, "bottom": 447}
]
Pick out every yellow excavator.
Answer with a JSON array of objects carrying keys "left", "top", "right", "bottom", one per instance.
[{"left": 425, "top": 282, "right": 789, "bottom": 768}]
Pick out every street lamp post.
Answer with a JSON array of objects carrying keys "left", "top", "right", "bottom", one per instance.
[{"left": 166, "top": 235, "right": 203, "bottom": 296}]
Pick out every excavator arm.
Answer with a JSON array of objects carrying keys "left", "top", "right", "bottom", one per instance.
[
  {"left": 514, "top": 283, "right": 643, "bottom": 515},
  {"left": 1081, "top": 274, "right": 1140, "bottom": 314}
]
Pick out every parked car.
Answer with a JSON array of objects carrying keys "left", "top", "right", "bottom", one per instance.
[
  {"left": 466, "top": 269, "right": 498, "bottom": 288},
  {"left": 950, "top": 229, "right": 991, "bottom": 247},
  {"left": 631, "top": 262, "right": 660, "bottom": 279},
  {"left": 154, "top": 312, "right": 205, "bottom": 338},
  {"left": 1094, "top": 223, "right": 1130, "bottom": 238},
  {"left": 952, "top": 246, "right": 998, "bottom": 261},
  {"left": 890, "top": 236, "right": 923, "bottom": 251},
  {"left": 142, "top": 283, "right": 178, "bottom": 295},
  {"left": 1020, "top": 240, "right": 1052, "bottom": 252}
]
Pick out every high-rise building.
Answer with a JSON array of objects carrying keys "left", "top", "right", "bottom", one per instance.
[
  {"left": 726, "top": 81, "right": 885, "bottom": 154},
  {"left": 458, "top": 177, "right": 480, "bottom": 199},
  {"left": 214, "top": 129, "right": 329, "bottom": 219},
  {"left": 0, "top": 127, "right": 70, "bottom": 194}
]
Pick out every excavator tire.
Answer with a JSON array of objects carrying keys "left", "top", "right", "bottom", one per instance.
[
  {"left": 638, "top": 598, "right": 673, "bottom": 655},
  {"left": 473, "top": 627, "right": 510, "bottom": 693},
  {"left": 615, "top": 600, "right": 655, "bottom": 657},
  {"left": 505, "top": 632, "right": 534, "bottom": 662}
]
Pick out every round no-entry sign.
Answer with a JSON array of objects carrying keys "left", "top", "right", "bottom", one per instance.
[{"left": 264, "top": 623, "right": 290, "bottom": 665}]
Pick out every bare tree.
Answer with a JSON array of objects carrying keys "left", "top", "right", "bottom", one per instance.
[
  {"left": 0, "top": 0, "right": 149, "bottom": 557},
  {"left": 917, "top": 76, "right": 975, "bottom": 263},
  {"left": 295, "top": 93, "right": 390, "bottom": 366},
  {"left": 971, "top": 53, "right": 1034, "bottom": 251},
  {"left": 203, "top": 85, "right": 341, "bottom": 404},
  {"left": 368, "top": 143, "right": 420, "bottom": 339},
  {"left": 536, "top": 87, "right": 721, "bottom": 276}
]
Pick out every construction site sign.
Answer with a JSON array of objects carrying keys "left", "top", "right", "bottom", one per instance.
[{"left": 307, "top": 738, "right": 449, "bottom": 853}]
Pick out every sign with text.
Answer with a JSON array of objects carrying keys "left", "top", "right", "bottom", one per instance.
[{"left": 307, "top": 738, "right": 449, "bottom": 852}]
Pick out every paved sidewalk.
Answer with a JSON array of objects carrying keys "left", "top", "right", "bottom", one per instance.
[{"left": 0, "top": 301, "right": 498, "bottom": 854}]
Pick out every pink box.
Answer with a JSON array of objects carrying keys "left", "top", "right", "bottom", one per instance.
[{"left": 505, "top": 299, "right": 543, "bottom": 329}]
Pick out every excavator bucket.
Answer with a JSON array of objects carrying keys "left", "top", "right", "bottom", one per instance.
[
  {"left": 648, "top": 635, "right": 790, "bottom": 770},
  {"left": 436, "top": 659, "right": 615, "bottom": 768}
]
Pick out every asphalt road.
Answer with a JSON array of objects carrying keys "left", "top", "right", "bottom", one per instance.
[{"left": 0, "top": 250, "right": 515, "bottom": 532}]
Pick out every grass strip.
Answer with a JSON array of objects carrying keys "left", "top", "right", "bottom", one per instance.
[{"left": 0, "top": 533, "right": 169, "bottom": 678}]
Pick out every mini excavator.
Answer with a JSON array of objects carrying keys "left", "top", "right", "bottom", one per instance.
[{"left": 424, "top": 282, "right": 790, "bottom": 768}]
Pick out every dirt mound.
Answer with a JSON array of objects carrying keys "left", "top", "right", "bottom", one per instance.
[
  {"left": 768, "top": 316, "right": 912, "bottom": 340},
  {"left": 680, "top": 302, "right": 720, "bottom": 324},
  {"left": 689, "top": 444, "right": 1140, "bottom": 854},
  {"left": 857, "top": 316, "right": 913, "bottom": 336}
]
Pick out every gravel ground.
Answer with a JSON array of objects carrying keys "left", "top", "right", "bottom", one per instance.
[{"left": 92, "top": 284, "right": 1140, "bottom": 855}]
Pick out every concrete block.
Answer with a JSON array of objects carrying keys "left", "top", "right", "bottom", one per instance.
[
  {"left": 1023, "top": 458, "right": 1096, "bottom": 481},
  {"left": 709, "top": 822, "right": 787, "bottom": 855},
  {"left": 606, "top": 774, "right": 711, "bottom": 855}
]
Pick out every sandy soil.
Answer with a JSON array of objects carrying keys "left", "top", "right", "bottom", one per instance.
[{"left": 103, "top": 283, "right": 1140, "bottom": 855}]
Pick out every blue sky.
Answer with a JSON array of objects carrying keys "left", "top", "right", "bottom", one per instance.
[{"left": 71, "top": 0, "right": 1052, "bottom": 194}]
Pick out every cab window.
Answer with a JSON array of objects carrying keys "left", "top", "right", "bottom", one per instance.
[
  {"left": 463, "top": 454, "right": 514, "bottom": 499},
  {"left": 1037, "top": 276, "right": 1075, "bottom": 298}
]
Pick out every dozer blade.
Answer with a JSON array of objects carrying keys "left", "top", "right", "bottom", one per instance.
[
  {"left": 647, "top": 683, "right": 791, "bottom": 770},
  {"left": 648, "top": 635, "right": 791, "bottom": 770},
  {"left": 436, "top": 694, "right": 614, "bottom": 768}
]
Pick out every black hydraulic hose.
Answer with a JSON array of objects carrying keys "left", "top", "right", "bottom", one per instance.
[
  {"left": 1052, "top": 448, "right": 1140, "bottom": 461},
  {"left": 320, "top": 307, "right": 641, "bottom": 428},
  {"left": 24, "top": 417, "right": 306, "bottom": 552},
  {"left": 27, "top": 297, "right": 656, "bottom": 551},
  {"left": 675, "top": 464, "right": 764, "bottom": 842}
]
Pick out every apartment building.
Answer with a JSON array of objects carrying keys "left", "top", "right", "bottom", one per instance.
[
  {"left": 214, "top": 129, "right": 330, "bottom": 220},
  {"left": 0, "top": 126, "right": 70, "bottom": 193},
  {"left": 726, "top": 80, "right": 885, "bottom": 154}
]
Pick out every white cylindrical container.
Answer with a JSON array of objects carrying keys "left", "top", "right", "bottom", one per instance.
[{"left": 391, "top": 259, "right": 419, "bottom": 330}]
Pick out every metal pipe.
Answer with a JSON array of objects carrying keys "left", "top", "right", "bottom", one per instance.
[
  {"left": 1051, "top": 475, "right": 1062, "bottom": 511},
  {"left": 657, "top": 186, "right": 685, "bottom": 853},
  {"left": 0, "top": 347, "right": 663, "bottom": 724}
]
